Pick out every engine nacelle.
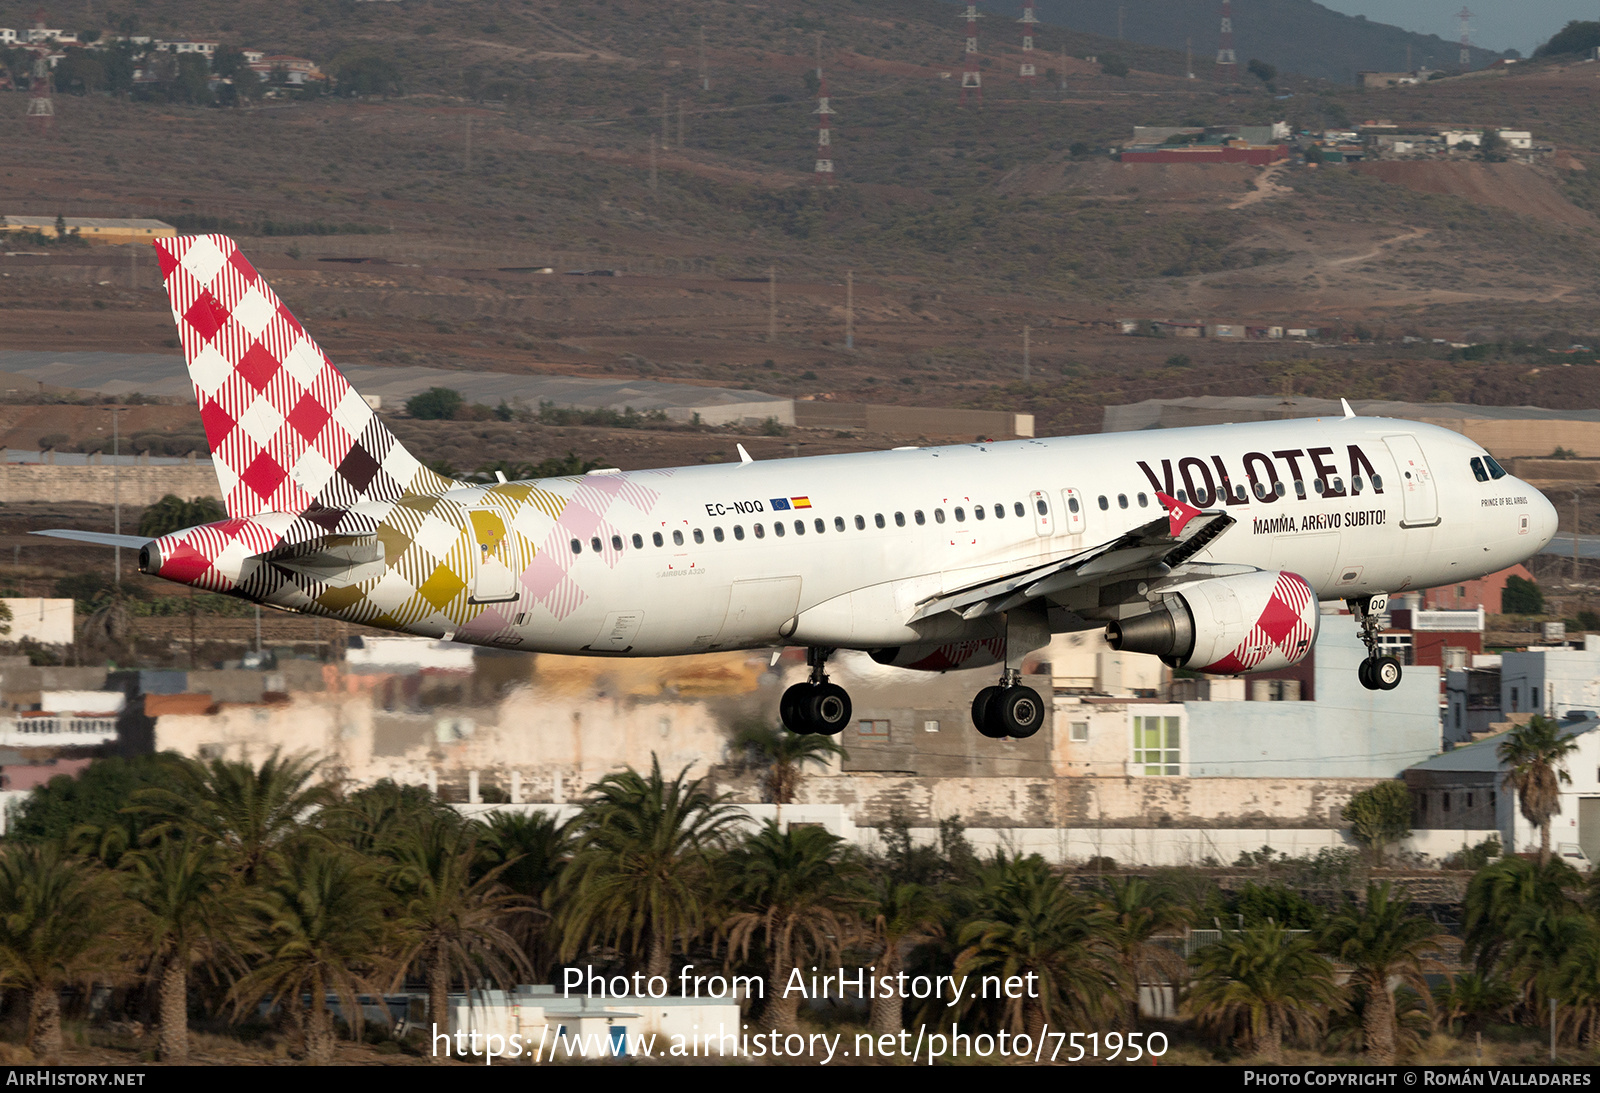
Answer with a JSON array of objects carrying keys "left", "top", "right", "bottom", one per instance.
[{"left": 1105, "top": 570, "right": 1319, "bottom": 674}]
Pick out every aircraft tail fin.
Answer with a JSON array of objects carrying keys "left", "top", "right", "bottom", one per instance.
[{"left": 153, "top": 235, "right": 451, "bottom": 520}]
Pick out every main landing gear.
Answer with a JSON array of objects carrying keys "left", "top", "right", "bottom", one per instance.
[
  {"left": 780, "top": 647, "right": 853, "bottom": 735},
  {"left": 971, "top": 669, "right": 1045, "bottom": 740},
  {"left": 1350, "top": 593, "right": 1402, "bottom": 692}
]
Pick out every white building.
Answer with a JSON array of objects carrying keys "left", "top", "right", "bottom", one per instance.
[{"left": 1499, "top": 636, "right": 1600, "bottom": 720}]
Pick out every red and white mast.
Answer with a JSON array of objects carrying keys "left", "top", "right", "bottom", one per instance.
[
  {"left": 959, "top": 4, "right": 982, "bottom": 104},
  {"left": 1018, "top": 1, "right": 1039, "bottom": 79},
  {"left": 813, "top": 62, "right": 835, "bottom": 184},
  {"left": 1216, "top": 0, "right": 1237, "bottom": 67}
]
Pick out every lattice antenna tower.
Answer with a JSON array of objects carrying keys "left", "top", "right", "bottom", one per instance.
[
  {"left": 26, "top": 9, "right": 53, "bottom": 137},
  {"left": 959, "top": 4, "right": 982, "bottom": 104},
  {"left": 1456, "top": 7, "right": 1473, "bottom": 69},
  {"left": 813, "top": 35, "right": 835, "bottom": 185},
  {"left": 1018, "top": 1, "right": 1039, "bottom": 79},
  {"left": 1216, "top": 0, "right": 1237, "bottom": 67}
]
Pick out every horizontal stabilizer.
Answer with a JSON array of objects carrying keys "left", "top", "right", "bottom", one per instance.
[{"left": 32, "top": 530, "right": 152, "bottom": 549}]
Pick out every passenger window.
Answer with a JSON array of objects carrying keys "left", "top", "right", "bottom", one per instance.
[
  {"left": 1176, "top": 490, "right": 1188, "bottom": 503},
  {"left": 652, "top": 532, "right": 664, "bottom": 547},
  {"left": 612, "top": 535, "right": 623, "bottom": 551},
  {"left": 1351, "top": 476, "right": 1363, "bottom": 494},
  {"left": 1097, "top": 496, "right": 1109, "bottom": 511},
  {"left": 1117, "top": 494, "right": 1128, "bottom": 509},
  {"left": 935, "top": 508, "right": 946, "bottom": 523},
  {"left": 814, "top": 518, "right": 825, "bottom": 533},
  {"left": 974, "top": 506, "right": 986, "bottom": 521},
  {"left": 591, "top": 537, "right": 603, "bottom": 553},
  {"left": 1471, "top": 457, "right": 1488, "bottom": 482},
  {"left": 1293, "top": 480, "right": 1305, "bottom": 499},
  {"left": 692, "top": 529, "right": 704, "bottom": 544},
  {"left": 874, "top": 514, "right": 886, "bottom": 529},
  {"left": 1275, "top": 482, "right": 1287, "bottom": 498},
  {"left": 1036, "top": 498, "right": 1048, "bottom": 516},
  {"left": 734, "top": 525, "right": 745, "bottom": 541},
  {"left": 834, "top": 516, "right": 846, "bottom": 532},
  {"left": 794, "top": 520, "right": 805, "bottom": 535},
  {"left": 894, "top": 512, "right": 906, "bottom": 527},
  {"left": 774, "top": 522, "right": 786, "bottom": 537},
  {"left": 1312, "top": 479, "right": 1324, "bottom": 496},
  {"left": 1068, "top": 496, "right": 1080, "bottom": 513},
  {"left": 914, "top": 510, "right": 925, "bottom": 525},
  {"left": 1372, "top": 474, "right": 1384, "bottom": 490},
  {"left": 713, "top": 527, "right": 725, "bottom": 542},
  {"left": 994, "top": 504, "right": 1004, "bottom": 519},
  {"left": 672, "top": 530, "right": 684, "bottom": 546},
  {"left": 1138, "top": 493, "right": 1148, "bottom": 507},
  {"left": 954, "top": 507, "right": 966, "bottom": 522},
  {"left": 754, "top": 524, "right": 765, "bottom": 539},
  {"left": 570, "top": 539, "right": 582, "bottom": 554},
  {"left": 854, "top": 515, "right": 866, "bottom": 530},
  {"left": 1234, "top": 485, "right": 1247, "bottom": 502},
  {"left": 632, "top": 533, "right": 643, "bottom": 549},
  {"left": 1014, "top": 501, "right": 1026, "bottom": 517}
]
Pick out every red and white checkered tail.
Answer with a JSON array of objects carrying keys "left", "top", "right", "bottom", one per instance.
[{"left": 154, "top": 235, "right": 452, "bottom": 520}]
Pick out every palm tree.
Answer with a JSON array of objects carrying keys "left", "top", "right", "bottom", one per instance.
[
  {"left": 1434, "top": 971, "right": 1515, "bottom": 1038},
  {"left": 724, "top": 822, "right": 860, "bottom": 1033},
  {"left": 1096, "top": 875, "right": 1192, "bottom": 1029},
  {"left": 558, "top": 757, "right": 740, "bottom": 979},
  {"left": 476, "top": 810, "right": 571, "bottom": 982},
  {"left": 1319, "top": 883, "right": 1442, "bottom": 1064},
  {"left": 0, "top": 843, "right": 116, "bottom": 1057},
  {"left": 1499, "top": 715, "right": 1580, "bottom": 864},
  {"left": 731, "top": 720, "right": 847, "bottom": 805},
  {"left": 321, "top": 778, "right": 459, "bottom": 856},
  {"left": 1556, "top": 931, "right": 1600, "bottom": 1048},
  {"left": 1502, "top": 903, "right": 1594, "bottom": 1023},
  {"left": 955, "top": 854, "right": 1122, "bottom": 1040},
  {"left": 384, "top": 812, "right": 532, "bottom": 1040},
  {"left": 861, "top": 877, "right": 942, "bottom": 1038},
  {"left": 134, "top": 751, "right": 333, "bottom": 882},
  {"left": 231, "top": 840, "right": 392, "bottom": 1064},
  {"left": 121, "top": 835, "right": 238, "bottom": 1062},
  {"left": 1462, "top": 855, "right": 1580, "bottom": 975},
  {"left": 1187, "top": 922, "right": 1340, "bottom": 1063}
]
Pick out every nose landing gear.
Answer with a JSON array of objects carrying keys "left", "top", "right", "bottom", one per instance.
[
  {"left": 779, "top": 647, "right": 853, "bottom": 735},
  {"left": 971, "top": 669, "right": 1045, "bottom": 739},
  {"left": 1350, "top": 594, "right": 1402, "bottom": 691}
]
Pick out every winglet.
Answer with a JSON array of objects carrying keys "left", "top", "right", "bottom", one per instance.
[
  {"left": 1156, "top": 491, "right": 1202, "bottom": 538},
  {"left": 737, "top": 444, "right": 754, "bottom": 464},
  {"left": 1341, "top": 398, "right": 1355, "bottom": 419}
]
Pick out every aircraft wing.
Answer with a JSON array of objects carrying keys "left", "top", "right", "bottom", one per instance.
[
  {"left": 32, "top": 530, "right": 153, "bottom": 549},
  {"left": 910, "top": 495, "right": 1235, "bottom": 622}
]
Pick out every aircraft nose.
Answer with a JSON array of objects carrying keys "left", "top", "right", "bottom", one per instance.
[{"left": 1534, "top": 490, "right": 1559, "bottom": 552}]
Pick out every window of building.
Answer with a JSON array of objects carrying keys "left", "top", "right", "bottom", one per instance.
[
  {"left": 858, "top": 719, "right": 890, "bottom": 738},
  {"left": 923, "top": 720, "right": 940, "bottom": 733},
  {"left": 1466, "top": 792, "right": 1474, "bottom": 808},
  {"left": 1070, "top": 721, "right": 1089, "bottom": 743},
  {"left": 1133, "top": 715, "right": 1180, "bottom": 775},
  {"left": 1443, "top": 792, "right": 1451, "bottom": 812}
]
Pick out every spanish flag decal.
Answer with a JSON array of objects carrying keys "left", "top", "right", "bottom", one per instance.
[{"left": 791, "top": 496, "right": 812, "bottom": 509}]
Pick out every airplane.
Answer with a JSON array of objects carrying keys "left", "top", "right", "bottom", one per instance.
[{"left": 38, "top": 236, "right": 1559, "bottom": 739}]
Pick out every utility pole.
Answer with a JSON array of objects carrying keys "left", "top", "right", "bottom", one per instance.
[
  {"left": 699, "top": 26, "right": 709, "bottom": 91},
  {"left": 464, "top": 118, "right": 472, "bottom": 171},
  {"left": 649, "top": 134, "right": 658, "bottom": 194},
  {"left": 1022, "top": 325, "right": 1030, "bottom": 383},
  {"left": 108, "top": 406, "right": 128, "bottom": 585},
  {"left": 1575, "top": 490, "right": 1583, "bottom": 581},
  {"left": 845, "top": 270, "right": 854, "bottom": 350},
  {"left": 677, "top": 98, "right": 685, "bottom": 148},
  {"left": 661, "top": 90, "right": 670, "bottom": 149}
]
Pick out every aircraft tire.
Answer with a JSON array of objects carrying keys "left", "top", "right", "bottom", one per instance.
[
  {"left": 1375, "top": 656, "right": 1402, "bottom": 691},
  {"left": 808, "top": 683, "right": 852, "bottom": 735},
  {"left": 780, "top": 683, "right": 814, "bottom": 734},
  {"left": 1357, "top": 659, "right": 1378, "bottom": 691},
  {"left": 972, "top": 686, "right": 1007, "bottom": 738},
  {"left": 996, "top": 686, "right": 1045, "bottom": 739}
]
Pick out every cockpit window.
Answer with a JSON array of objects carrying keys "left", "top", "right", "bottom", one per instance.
[
  {"left": 1470, "top": 457, "right": 1489, "bottom": 483},
  {"left": 1484, "top": 455, "right": 1508, "bottom": 480}
]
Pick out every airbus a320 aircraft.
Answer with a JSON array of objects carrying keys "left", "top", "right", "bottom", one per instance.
[{"left": 40, "top": 236, "right": 1558, "bottom": 739}]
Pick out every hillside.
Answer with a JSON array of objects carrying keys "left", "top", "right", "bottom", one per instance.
[
  {"left": 0, "top": 0, "right": 1598, "bottom": 443},
  {"left": 1023, "top": 0, "right": 1509, "bottom": 84}
]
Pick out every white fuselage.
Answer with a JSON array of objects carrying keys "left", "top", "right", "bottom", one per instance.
[{"left": 380, "top": 415, "right": 1555, "bottom": 659}]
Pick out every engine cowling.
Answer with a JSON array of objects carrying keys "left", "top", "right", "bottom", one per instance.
[{"left": 1105, "top": 570, "right": 1319, "bottom": 674}]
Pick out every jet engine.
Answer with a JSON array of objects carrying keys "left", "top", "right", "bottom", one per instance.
[{"left": 1105, "top": 570, "right": 1318, "bottom": 674}]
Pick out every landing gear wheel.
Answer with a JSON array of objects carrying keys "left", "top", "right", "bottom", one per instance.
[
  {"left": 972, "top": 686, "right": 1006, "bottom": 738},
  {"left": 996, "top": 686, "right": 1045, "bottom": 739},
  {"left": 807, "top": 683, "right": 851, "bottom": 735},
  {"left": 780, "top": 683, "right": 810, "bottom": 734},
  {"left": 1357, "top": 659, "right": 1378, "bottom": 691},
  {"left": 1375, "top": 655, "right": 1403, "bottom": 691}
]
